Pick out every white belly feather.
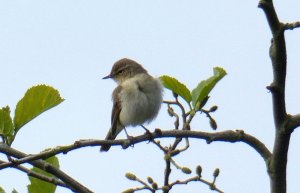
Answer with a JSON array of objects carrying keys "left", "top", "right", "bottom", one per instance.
[{"left": 119, "top": 74, "right": 163, "bottom": 127}]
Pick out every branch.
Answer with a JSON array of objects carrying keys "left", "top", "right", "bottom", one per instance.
[
  {"left": 284, "top": 21, "right": 300, "bottom": 30},
  {"left": 258, "top": 0, "right": 281, "bottom": 34},
  {"left": 0, "top": 144, "right": 93, "bottom": 193},
  {"left": 163, "top": 158, "right": 171, "bottom": 193},
  {"left": 169, "top": 176, "right": 224, "bottom": 193},
  {"left": 0, "top": 160, "right": 67, "bottom": 187},
  {"left": 0, "top": 130, "right": 271, "bottom": 168},
  {"left": 287, "top": 114, "right": 300, "bottom": 131},
  {"left": 0, "top": 130, "right": 270, "bottom": 193},
  {"left": 259, "top": 0, "right": 287, "bottom": 127},
  {"left": 124, "top": 172, "right": 224, "bottom": 193},
  {"left": 258, "top": 1, "right": 294, "bottom": 193}
]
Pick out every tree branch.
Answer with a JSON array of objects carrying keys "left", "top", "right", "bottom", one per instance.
[
  {"left": 259, "top": 0, "right": 287, "bottom": 126},
  {"left": 163, "top": 158, "right": 171, "bottom": 193},
  {"left": 287, "top": 114, "right": 300, "bottom": 131},
  {"left": 0, "top": 144, "right": 93, "bottom": 193},
  {"left": 0, "top": 129, "right": 271, "bottom": 169},
  {"left": 0, "top": 160, "right": 67, "bottom": 187},
  {"left": 169, "top": 176, "right": 224, "bottom": 193},
  {"left": 258, "top": 1, "right": 295, "bottom": 193},
  {"left": 258, "top": 0, "right": 281, "bottom": 34},
  {"left": 284, "top": 21, "right": 300, "bottom": 30}
]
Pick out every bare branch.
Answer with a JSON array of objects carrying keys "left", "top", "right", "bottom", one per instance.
[
  {"left": 166, "top": 104, "right": 180, "bottom": 130},
  {"left": 163, "top": 159, "right": 171, "bottom": 193},
  {"left": 151, "top": 140, "right": 167, "bottom": 153},
  {"left": 258, "top": 1, "right": 295, "bottom": 193},
  {"left": 0, "top": 160, "right": 67, "bottom": 187},
  {"left": 284, "top": 21, "right": 300, "bottom": 30},
  {"left": 163, "top": 100, "right": 187, "bottom": 128},
  {"left": 169, "top": 176, "right": 224, "bottom": 193},
  {"left": 0, "top": 129, "right": 271, "bottom": 168},
  {"left": 287, "top": 114, "right": 300, "bottom": 131},
  {"left": 258, "top": 0, "right": 281, "bottom": 34},
  {"left": 259, "top": 0, "right": 287, "bottom": 127},
  {"left": 0, "top": 144, "right": 93, "bottom": 193}
]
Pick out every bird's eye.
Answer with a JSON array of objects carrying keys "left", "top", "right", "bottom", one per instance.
[{"left": 117, "top": 70, "right": 123, "bottom": 74}]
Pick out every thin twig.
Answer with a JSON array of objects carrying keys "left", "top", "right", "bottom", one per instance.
[
  {"left": 163, "top": 158, "right": 171, "bottom": 193},
  {"left": 169, "top": 176, "right": 224, "bottom": 193},
  {"left": 135, "top": 176, "right": 153, "bottom": 190},
  {"left": 283, "top": 21, "right": 300, "bottom": 30},
  {"left": 151, "top": 140, "right": 167, "bottom": 153},
  {"left": 287, "top": 113, "right": 300, "bottom": 131},
  {"left": 163, "top": 100, "right": 187, "bottom": 124}
]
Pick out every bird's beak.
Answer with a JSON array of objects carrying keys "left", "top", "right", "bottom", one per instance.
[{"left": 102, "top": 74, "right": 112, "bottom": 79}]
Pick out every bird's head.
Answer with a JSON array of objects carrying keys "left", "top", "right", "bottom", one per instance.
[{"left": 103, "top": 58, "right": 148, "bottom": 83}]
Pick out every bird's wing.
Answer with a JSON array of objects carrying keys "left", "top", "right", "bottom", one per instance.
[
  {"left": 101, "top": 85, "right": 123, "bottom": 152},
  {"left": 111, "top": 85, "right": 122, "bottom": 136}
]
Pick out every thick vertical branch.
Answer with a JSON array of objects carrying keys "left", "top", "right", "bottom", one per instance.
[
  {"left": 259, "top": 0, "right": 287, "bottom": 126},
  {"left": 258, "top": 1, "right": 290, "bottom": 193}
]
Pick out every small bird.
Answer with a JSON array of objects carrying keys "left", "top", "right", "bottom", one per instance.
[{"left": 100, "top": 58, "right": 163, "bottom": 151}]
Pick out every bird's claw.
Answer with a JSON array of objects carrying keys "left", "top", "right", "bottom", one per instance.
[
  {"left": 141, "top": 125, "right": 154, "bottom": 143},
  {"left": 127, "top": 135, "right": 135, "bottom": 148}
]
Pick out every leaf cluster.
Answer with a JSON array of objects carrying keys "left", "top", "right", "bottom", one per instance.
[{"left": 160, "top": 67, "right": 226, "bottom": 110}]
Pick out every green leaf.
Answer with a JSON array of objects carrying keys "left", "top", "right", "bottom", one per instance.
[
  {"left": 0, "top": 106, "right": 14, "bottom": 143},
  {"left": 28, "top": 156, "right": 60, "bottom": 193},
  {"left": 159, "top": 75, "right": 192, "bottom": 103},
  {"left": 191, "top": 67, "right": 227, "bottom": 108},
  {"left": 12, "top": 189, "right": 18, "bottom": 193},
  {"left": 14, "top": 85, "right": 64, "bottom": 131},
  {"left": 0, "top": 186, "right": 6, "bottom": 193}
]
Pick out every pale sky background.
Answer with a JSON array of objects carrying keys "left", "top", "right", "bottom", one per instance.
[{"left": 0, "top": 1, "right": 300, "bottom": 193}]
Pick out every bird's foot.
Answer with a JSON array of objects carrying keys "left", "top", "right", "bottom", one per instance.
[
  {"left": 141, "top": 125, "right": 154, "bottom": 143},
  {"left": 123, "top": 128, "right": 135, "bottom": 148}
]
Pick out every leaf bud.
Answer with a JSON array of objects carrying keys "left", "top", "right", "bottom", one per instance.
[
  {"left": 147, "top": 177, "right": 154, "bottom": 184},
  {"left": 152, "top": 182, "right": 158, "bottom": 190},
  {"left": 125, "top": 172, "right": 137, "bottom": 181},
  {"left": 196, "top": 165, "right": 202, "bottom": 177},
  {"left": 167, "top": 106, "right": 174, "bottom": 117},
  {"left": 209, "top": 118, "right": 217, "bottom": 130},
  {"left": 181, "top": 167, "right": 192, "bottom": 174},
  {"left": 213, "top": 168, "right": 220, "bottom": 178},
  {"left": 209, "top": 105, "right": 218, "bottom": 112},
  {"left": 162, "top": 186, "right": 170, "bottom": 191},
  {"left": 122, "top": 189, "right": 135, "bottom": 193}
]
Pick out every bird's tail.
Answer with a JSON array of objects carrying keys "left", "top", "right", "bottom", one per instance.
[
  {"left": 100, "top": 129, "right": 116, "bottom": 152},
  {"left": 100, "top": 123, "right": 123, "bottom": 152}
]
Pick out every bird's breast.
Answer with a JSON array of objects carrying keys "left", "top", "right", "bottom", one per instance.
[{"left": 118, "top": 74, "right": 163, "bottom": 126}]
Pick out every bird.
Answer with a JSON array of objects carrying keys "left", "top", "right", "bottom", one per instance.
[{"left": 100, "top": 58, "right": 163, "bottom": 151}]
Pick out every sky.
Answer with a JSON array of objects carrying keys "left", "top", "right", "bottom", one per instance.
[{"left": 0, "top": 0, "right": 300, "bottom": 193}]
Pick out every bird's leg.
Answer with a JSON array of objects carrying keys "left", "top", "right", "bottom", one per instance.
[
  {"left": 124, "top": 127, "right": 135, "bottom": 148},
  {"left": 141, "top": 125, "right": 154, "bottom": 143}
]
